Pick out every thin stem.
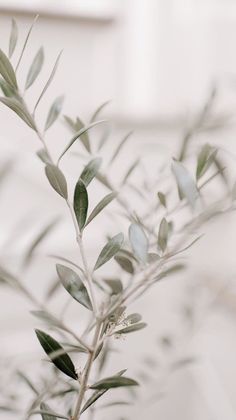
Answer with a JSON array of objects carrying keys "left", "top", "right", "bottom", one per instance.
[
  {"left": 72, "top": 320, "right": 102, "bottom": 420},
  {"left": 67, "top": 200, "right": 98, "bottom": 316}
]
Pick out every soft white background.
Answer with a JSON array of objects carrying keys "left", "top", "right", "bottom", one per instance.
[{"left": 1, "top": 1, "right": 236, "bottom": 419}]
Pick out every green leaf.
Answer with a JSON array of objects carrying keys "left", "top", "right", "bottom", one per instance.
[
  {"left": 0, "top": 78, "right": 16, "bottom": 97},
  {"left": 0, "top": 48, "right": 17, "bottom": 89},
  {"left": 35, "top": 329, "right": 77, "bottom": 380},
  {"left": 157, "top": 191, "right": 166, "bottom": 208},
  {"left": 37, "top": 149, "right": 51, "bottom": 164},
  {"left": 90, "top": 376, "right": 139, "bottom": 390},
  {"left": 73, "top": 179, "right": 88, "bottom": 230},
  {"left": 75, "top": 116, "right": 91, "bottom": 152},
  {"left": 129, "top": 223, "right": 148, "bottom": 263},
  {"left": 81, "top": 389, "right": 107, "bottom": 414},
  {"left": 0, "top": 96, "right": 36, "bottom": 130},
  {"left": 114, "top": 254, "right": 134, "bottom": 274},
  {"left": 90, "top": 100, "right": 110, "bottom": 123},
  {"left": 23, "top": 219, "right": 58, "bottom": 266},
  {"left": 15, "top": 14, "right": 39, "bottom": 73},
  {"left": 116, "top": 322, "right": 147, "bottom": 335},
  {"left": 157, "top": 218, "right": 169, "bottom": 253},
  {"left": 34, "top": 50, "right": 62, "bottom": 113},
  {"left": 44, "top": 95, "right": 64, "bottom": 131},
  {"left": 45, "top": 164, "right": 68, "bottom": 199},
  {"left": 94, "top": 233, "right": 124, "bottom": 271},
  {"left": 123, "top": 313, "right": 142, "bottom": 324},
  {"left": 81, "top": 369, "right": 126, "bottom": 414},
  {"left": 104, "top": 278, "right": 123, "bottom": 295},
  {"left": 122, "top": 158, "right": 139, "bottom": 184},
  {"left": 196, "top": 144, "right": 217, "bottom": 180},
  {"left": 86, "top": 192, "right": 117, "bottom": 226},
  {"left": 80, "top": 157, "right": 102, "bottom": 187},
  {"left": 58, "top": 120, "right": 106, "bottom": 163},
  {"left": 25, "top": 47, "right": 44, "bottom": 90},
  {"left": 172, "top": 160, "right": 199, "bottom": 208},
  {"left": 8, "top": 18, "right": 18, "bottom": 58},
  {"left": 40, "top": 403, "right": 58, "bottom": 420},
  {"left": 56, "top": 264, "right": 92, "bottom": 310},
  {"left": 109, "top": 131, "right": 133, "bottom": 165}
]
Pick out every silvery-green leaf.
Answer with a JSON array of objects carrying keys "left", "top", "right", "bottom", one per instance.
[
  {"left": 45, "top": 164, "right": 68, "bottom": 199},
  {"left": 104, "top": 278, "right": 123, "bottom": 295},
  {"left": 196, "top": 144, "right": 217, "bottom": 180},
  {"left": 58, "top": 120, "right": 106, "bottom": 163},
  {"left": 172, "top": 160, "right": 199, "bottom": 208},
  {"left": 37, "top": 148, "right": 51, "bottom": 164},
  {"left": 94, "top": 233, "right": 124, "bottom": 271},
  {"left": 0, "top": 96, "right": 36, "bottom": 130},
  {"left": 15, "top": 14, "right": 39, "bottom": 72},
  {"left": 25, "top": 46, "right": 44, "bottom": 90},
  {"left": 0, "top": 49, "right": 17, "bottom": 89},
  {"left": 157, "top": 218, "right": 169, "bottom": 253},
  {"left": 109, "top": 131, "right": 133, "bottom": 165},
  {"left": 56, "top": 264, "right": 92, "bottom": 310},
  {"left": 80, "top": 157, "right": 102, "bottom": 187},
  {"left": 114, "top": 254, "right": 134, "bottom": 274},
  {"left": 0, "top": 78, "right": 16, "bottom": 97},
  {"left": 23, "top": 219, "right": 58, "bottom": 266},
  {"left": 34, "top": 50, "right": 62, "bottom": 113},
  {"left": 81, "top": 369, "right": 126, "bottom": 414},
  {"left": 86, "top": 192, "right": 117, "bottom": 226},
  {"left": 90, "top": 376, "right": 138, "bottom": 390},
  {"left": 123, "top": 313, "right": 142, "bottom": 324},
  {"left": 40, "top": 403, "right": 58, "bottom": 420},
  {"left": 90, "top": 100, "right": 110, "bottom": 123},
  {"left": 122, "top": 158, "right": 139, "bottom": 184},
  {"left": 73, "top": 179, "right": 88, "bottom": 230},
  {"left": 129, "top": 223, "right": 148, "bottom": 263},
  {"left": 35, "top": 329, "right": 77, "bottom": 380},
  {"left": 8, "top": 18, "right": 18, "bottom": 58},
  {"left": 44, "top": 95, "right": 64, "bottom": 131},
  {"left": 116, "top": 322, "right": 147, "bottom": 335},
  {"left": 157, "top": 191, "right": 166, "bottom": 208},
  {"left": 75, "top": 116, "right": 91, "bottom": 152}
]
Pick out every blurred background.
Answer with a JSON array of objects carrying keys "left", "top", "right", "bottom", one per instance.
[{"left": 1, "top": 1, "right": 236, "bottom": 419}]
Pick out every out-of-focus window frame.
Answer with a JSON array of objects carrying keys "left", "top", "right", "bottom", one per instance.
[{"left": 0, "top": 0, "right": 117, "bottom": 22}]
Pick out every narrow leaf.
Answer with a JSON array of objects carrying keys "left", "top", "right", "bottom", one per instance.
[
  {"left": 123, "top": 313, "right": 142, "bottom": 324},
  {"left": 81, "top": 369, "right": 126, "bottom": 414},
  {"left": 104, "top": 278, "right": 123, "bottom": 295},
  {"left": 158, "top": 218, "right": 169, "bottom": 253},
  {"left": 45, "top": 164, "right": 68, "bottom": 199},
  {"left": 86, "top": 192, "right": 117, "bottom": 226},
  {"left": 34, "top": 50, "right": 62, "bottom": 113},
  {"left": 122, "top": 158, "right": 139, "bottom": 184},
  {"left": 129, "top": 223, "right": 148, "bottom": 263},
  {"left": 94, "top": 233, "right": 124, "bottom": 270},
  {"left": 73, "top": 179, "right": 88, "bottom": 230},
  {"left": 58, "top": 120, "right": 106, "bottom": 163},
  {"left": 90, "top": 376, "right": 138, "bottom": 390},
  {"left": 9, "top": 18, "right": 18, "bottom": 58},
  {"left": 80, "top": 157, "right": 102, "bottom": 187},
  {"left": 114, "top": 255, "right": 134, "bottom": 274},
  {"left": 0, "top": 48, "right": 17, "bottom": 89},
  {"left": 25, "top": 47, "right": 44, "bottom": 89},
  {"left": 75, "top": 116, "right": 91, "bottom": 152},
  {"left": 109, "top": 131, "right": 133, "bottom": 165},
  {"left": 116, "top": 322, "right": 147, "bottom": 335},
  {"left": 56, "top": 264, "right": 92, "bottom": 310},
  {"left": 157, "top": 191, "right": 166, "bottom": 208},
  {"left": 44, "top": 95, "right": 64, "bottom": 131},
  {"left": 15, "top": 14, "right": 39, "bottom": 72},
  {"left": 90, "top": 100, "right": 110, "bottom": 123},
  {"left": 196, "top": 144, "right": 217, "bottom": 180},
  {"left": 0, "top": 96, "right": 36, "bottom": 130},
  {"left": 37, "top": 149, "right": 51, "bottom": 164},
  {"left": 172, "top": 160, "right": 199, "bottom": 208},
  {"left": 35, "top": 329, "right": 77, "bottom": 380}
]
